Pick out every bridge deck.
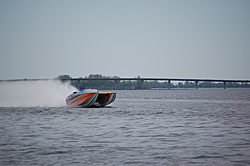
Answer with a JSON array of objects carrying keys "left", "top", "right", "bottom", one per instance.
[{"left": 1, "top": 78, "right": 249, "bottom": 89}]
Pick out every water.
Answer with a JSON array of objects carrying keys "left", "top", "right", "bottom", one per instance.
[{"left": 1, "top": 88, "right": 250, "bottom": 165}]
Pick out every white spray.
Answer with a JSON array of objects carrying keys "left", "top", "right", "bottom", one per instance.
[{"left": 0, "top": 80, "right": 78, "bottom": 107}]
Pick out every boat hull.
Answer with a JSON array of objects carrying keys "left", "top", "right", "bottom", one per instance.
[{"left": 66, "top": 89, "right": 116, "bottom": 107}]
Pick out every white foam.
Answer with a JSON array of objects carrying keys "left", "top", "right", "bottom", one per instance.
[{"left": 0, "top": 80, "right": 77, "bottom": 107}]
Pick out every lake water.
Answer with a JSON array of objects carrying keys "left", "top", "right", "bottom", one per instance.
[{"left": 1, "top": 89, "right": 250, "bottom": 165}]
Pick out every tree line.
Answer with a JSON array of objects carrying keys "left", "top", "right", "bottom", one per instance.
[{"left": 57, "top": 74, "right": 250, "bottom": 89}]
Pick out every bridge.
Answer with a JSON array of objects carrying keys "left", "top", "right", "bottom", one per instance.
[{"left": 1, "top": 78, "right": 249, "bottom": 90}]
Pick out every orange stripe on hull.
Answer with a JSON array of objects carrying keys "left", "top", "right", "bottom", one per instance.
[
  {"left": 67, "top": 93, "right": 96, "bottom": 106},
  {"left": 69, "top": 95, "right": 86, "bottom": 106},
  {"left": 98, "top": 92, "right": 108, "bottom": 95},
  {"left": 107, "top": 93, "right": 112, "bottom": 101},
  {"left": 67, "top": 95, "right": 86, "bottom": 106},
  {"left": 71, "top": 95, "right": 91, "bottom": 106}
]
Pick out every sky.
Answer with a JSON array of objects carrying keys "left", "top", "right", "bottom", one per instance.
[{"left": 1, "top": 0, "right": 250, "bottom": 80}]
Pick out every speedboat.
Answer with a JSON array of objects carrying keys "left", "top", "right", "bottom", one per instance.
[{"left": 66, "top": 89, "right": 116, "bottom": 107}]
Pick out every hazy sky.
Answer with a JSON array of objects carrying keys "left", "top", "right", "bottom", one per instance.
[{"left": 1, "top": 0, "right": 250, "bottom": 80}]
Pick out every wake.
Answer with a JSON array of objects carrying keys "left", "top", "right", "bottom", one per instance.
[{"left": 0, "top": 80, "right": 77, "bottom": 107}]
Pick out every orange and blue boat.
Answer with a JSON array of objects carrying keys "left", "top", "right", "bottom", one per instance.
[{"left": 66, "top": 89, "right": 116, "bottom": 107}]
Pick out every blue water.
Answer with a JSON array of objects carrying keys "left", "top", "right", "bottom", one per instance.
[{"left": 1, "top": 89, "right": 250, "bottom": 165}]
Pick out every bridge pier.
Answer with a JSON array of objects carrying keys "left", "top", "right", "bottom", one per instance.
[
  {"left": 141, "top": 80, "right": 144, "bottom": 90},
  {"left": 195, "top": 81, "right": 198, "bottom": 89},
  {"left": 168, "top": 80, "right": 171, "bottom": 89},
  {"left": 114, "top": 80, "right": 117, "bottom": 90},
  {"left": 78, "top": 79, "right": 80, "bottom": 90},
  {"left": 224, "top": 81, "right": 226, "bottom": 89}
]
